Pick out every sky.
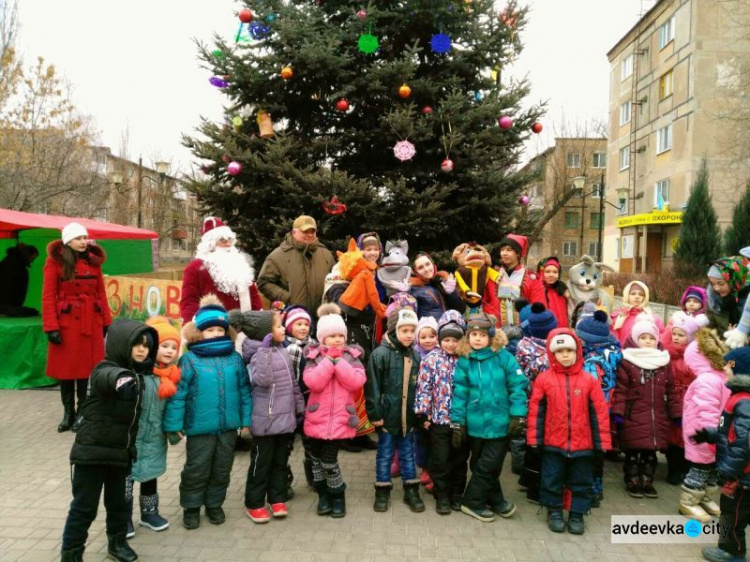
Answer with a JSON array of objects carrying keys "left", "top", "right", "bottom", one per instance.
[{"left": 15, "top": 0, "right": 652, "bottom": 174}]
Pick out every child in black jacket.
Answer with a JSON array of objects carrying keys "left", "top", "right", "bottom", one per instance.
[{"left": 61, "top": 319, "right": 157, "bottom": 562}]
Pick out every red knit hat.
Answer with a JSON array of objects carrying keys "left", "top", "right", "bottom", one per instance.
[
  {"left": 499, "top": 233, "right": 528, "bottom": 258},
  {"left": 537, "top": 256, "right": 561, "bottom": 273}
]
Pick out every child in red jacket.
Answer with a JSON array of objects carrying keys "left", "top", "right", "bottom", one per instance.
[
  {"left": 527, "top": 328, "right": 611, "bottom": 535},
  {"left": 536, "top": 257, "right": 570, "bottom": 329}
]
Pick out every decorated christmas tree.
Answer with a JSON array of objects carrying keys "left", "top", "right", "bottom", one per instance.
[
  {"left": 724, "top": 181, "right": 750, "bottom": 256},
  {"left": 184, "top": 0, "right": 543, "bottom": 261}
]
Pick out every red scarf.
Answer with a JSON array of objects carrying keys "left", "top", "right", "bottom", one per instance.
[{"left": 154, "top": 364, "right": 181, "bottom": 399}]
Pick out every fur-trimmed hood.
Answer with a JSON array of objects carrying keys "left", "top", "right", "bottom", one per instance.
[
  {"left": 727, "top": 374, "right": 750, "bottom": 393},
  {"left": 46, "top": 239, "right": 106, "bottom": 266},
  {"left": 181, "top": 320, "right": 237, "bottom": 344}
]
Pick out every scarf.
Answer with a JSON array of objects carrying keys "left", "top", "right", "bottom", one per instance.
[
  {"left": 496, "top": 265, "right": 526, "bottom": 325},
  {"left": 613, "top": 281, "right": 653, "bottom": 331},
  {"left": 154, "top": 364, "right": 181, "bottom": 399},
  {"left": 286, "top": 335, "right": 312, "bottom": 382},
  {"left": 622, "top": 347, "right": 670, "bottom": 370},
  {"left": 708, "top": 256, "right": 750, "bottom": 296},
  {"left": 188, "top": 336, "right": 235, "bottom": 357}
]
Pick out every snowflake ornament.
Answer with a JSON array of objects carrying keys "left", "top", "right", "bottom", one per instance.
[{"left": 393, "top": 140, "right": 416, "bottom": 161}]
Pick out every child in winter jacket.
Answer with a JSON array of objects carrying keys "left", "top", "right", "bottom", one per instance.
[
  {"left": 414, "top": 310, "right": 468, "bottom": 514},
  {"left": 611, "top": 281, "right": 664, "bottom": 345},
  {"left": 126, "top": 317, "right": 182, "bottom": 537},
  {"left": 515, "top": 303, "right": 558, "bottom": 503},
  {"left": 413, "top": 314, "right": 439, "bottom": 489},
  {"left": 536, "top": 257, "right": 570, "bottom": 328},
  {"left": 415, "top": 315, "right": 439, "bottom": 359},
  {"left": 527, "top": 328, "right": 611, "bottom": 535},
  {"left": 662, "top": 312, "right": 703, "bottom": 485},
  {"left": 576, "top": 308, "right": 622, "bottom": 506},
  {"left": 303, "top": 303, "right": 367, "bottom": 518},
  {"left": 61, "top": 319, "right": 157, "bottom": 562},
  {"left": 367, "top": 306, "right": 426, "bottom": 513},
  {"left": 164, "top": 295, "right": 252, "bottom": 530},
  {"left": 678, "top": 329, "right": 731, "bottom": 523},
  {"left": 700, "top": 347, "right": 750, "bottom": 562},
  {"left": 611, "top": 315, "right": 680, "bottom": 499},
  {"left": 450, "top": 313, "right": 528, "bottom": 523},
  {"left": 682, "top": 286, "right": 707, "bottom": 316},
  {"left": 241, "top": 311, "right": 305, "bottom": 524}
]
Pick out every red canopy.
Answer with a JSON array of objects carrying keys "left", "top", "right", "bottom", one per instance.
[{"left": 0, "top": 208, "right": 157, "bottom": 239}]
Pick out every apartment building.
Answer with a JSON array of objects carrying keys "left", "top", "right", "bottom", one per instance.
[{"left": 603, "top": 0, "right": 750, "bottom": 273}]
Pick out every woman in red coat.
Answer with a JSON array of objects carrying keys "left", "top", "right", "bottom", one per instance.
[
  {"left": 535, "top": 257, "right": 570, "bottom": 329},
  {"left": 42, "top": 223, "right": 112, "bottom": 432}
]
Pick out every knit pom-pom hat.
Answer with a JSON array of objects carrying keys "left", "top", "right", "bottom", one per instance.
[
  {"left": 228, "top": 309, "right": 275, "bottom": 340},
  {"left": 194, "top": 294, "right": 229, "bottom": 332},
  {"left": 527, "top": 303, "right": 557, "bottom": 339},
  {"left": 576, "top": 310, "right": 611, "bottom": 343},
  {"left": 146, "top": 316, "right": 181, "bottom": 345},
  {"left": 317, "top": 303, "right": 347, "bottom": 342}
]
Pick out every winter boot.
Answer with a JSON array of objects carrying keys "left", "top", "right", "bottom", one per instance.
[
  {"left": 303, "top": 457, "right": 315, "bottom": 489},
  {"left": 71, "top": 379, "right": 87, "bottom": 433},
  {"left": 314, "top": 482, "right": 331, "bottom": 516},
  {"left": 138, "top": 494, "right": 169, "bottom": 531},
  {"left": 330, "top": 491, "right": 346, "bottom": 518},
  {"left": 567, "top": 512, "right": 585, "bottom": 535},
  {"left": 106, "top": 532, "right": 138, "bottom": 562},
  {"left": 492, "top": 500, "right": 517, "bottom": 518},
  {"left": 57, "top": 383, "right": 76, "bottom": 432},
  {"left": 624, "top": 461, "right": 643, "bottom": 498},
  {"left": 403, "top": 483, "right": 426, "bottom": 513},
  {"left": 700, "top": 485, "right": 722, "bottom": 517},
  {"left": 547, "top": 508, "right": 565, "bottom": 533},
  {"left": 182, "top": 508, "right": 200, "bottom": 530},
  {"left": 373, "top": 485, "right": 391, "bottom": 512},
  {"left": 678, "top": 485, "right": 712, "bottom": 523},
  {"left": 61, "top": 546, "right": 85, "bottom": 562},
  {"left": 701, "top": 546, "right": 747, "bottom": 561},
  {"left": 435, "top": 497, "right": 451, "bottom": 515},
  {"left": 205, "top": 506, "right": 225, "bottom": 525},
  {"left": 666, "top": 445, "right": 685, "bottom": 485},
  {"left": 641, "top": 463, "right": 659, "bottom": 498}
]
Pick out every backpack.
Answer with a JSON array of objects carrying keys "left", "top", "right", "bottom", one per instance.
[{"left": 582, "top": 346, "right": 621, "bottom": 404}]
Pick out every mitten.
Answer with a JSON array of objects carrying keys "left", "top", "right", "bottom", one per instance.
[
  {"left": 690, "top": 427, "right": 719, "bottom": 445},
  {"left": 612, "top": 414, "right": 625, "bottom": 426},
  {"left": 442, "top": 274, "right": 457, "bottom": 294},
  {"left": 261, "top": 333, "right": 274, "bottom": 348},
  {"left": 327, "top": 347, "right": 343, "bottom": 360},
  {"left": 115, "top": 374, "right": 138, "bottom": 401},
  {"left": 47, "top": 330, "right": 62, "bottom": 345},
  {"left": 451, "top": 424, "right": 465, "bottom": 449},
  {"left": 167, "top": 432, "right": 183, "bottom": 445},
  {"left": 724, "top": 328, "right": 749, "bottom": 350},
  {"left": 508, "top": 416, "right": 526, "bottom": 438}
]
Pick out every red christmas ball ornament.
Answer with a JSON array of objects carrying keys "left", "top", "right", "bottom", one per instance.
[
  {"left": 421, "top": 106, "right": 433, "bottom": 115},
  {"left": 238, "top": 9, "right": 253, "bottom": 23},
  {"left": 398, "top": 84, "right": 412, "bottom": 99},
  {"left": 498, "top": 115, "right": 513, "bottom": 129},
  {"left": 281, "top": 66, "right": 294, "bottom": 80},
  {"left": 441, "top": 159, "right": 454, "bottom": 173},
  {"left": 531, "top": 122, "right": 543, "bottom": 134},
  {"left": 336, "top": 98, "right": 350, "bottom": 112},
  {"left": 227, "top": 161, "right": 243, "bottom": 176},
  {"left": 518, "top": 195, "right": 530, "bottom": 205},
  {"left": 356, "top": 9, "right": 367, "bottom": 20}
]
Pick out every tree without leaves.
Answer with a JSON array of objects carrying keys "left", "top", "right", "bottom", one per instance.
[
  {"left": 724, "top": 180, "right": 750, "bottom": 255},
  {"left": 674, "top": 159, "right": 722, "bottom": 276},
  {"left": 183, "top": 0, "right": 544, "bottom": 263}
]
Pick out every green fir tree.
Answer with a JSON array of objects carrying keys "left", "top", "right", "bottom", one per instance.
[
  {"left": 674, "top": 159, "right": 722, "bottom": 276},
  {"left": 724, "top": 181, "right": 750, "bottom": 256},
  {"left": 183, "top": 0, "right": 543, "bottom": 262}
]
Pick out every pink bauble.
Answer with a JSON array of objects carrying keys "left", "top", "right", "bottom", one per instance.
[
  {"left": 227, "top": 161, "right": 243, "bottom": 176},
  {"left": 531, "top": 122, "right": 543, "bottom": 134},
  {"left": 518, "top": 195, "right": 530, "bottom": 205},
  {"left": 441, "top": 159, "right": 454, "bottom": 172},
  {"left": 356, "top": 9, "right": 367, "bottom": 20},
  {"left": 498, "top": 115, "right": 513, "bottom": 129}
]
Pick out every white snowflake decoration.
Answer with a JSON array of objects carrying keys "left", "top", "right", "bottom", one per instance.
[{"left": 393, "top": 140, "right": 416, "bottom": 161}]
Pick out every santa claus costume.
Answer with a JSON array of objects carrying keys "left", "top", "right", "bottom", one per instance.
[{"left": 180, "top": 217, "right": 262, "bottom": 324}]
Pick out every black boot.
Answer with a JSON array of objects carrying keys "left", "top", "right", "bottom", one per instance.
[
  {"left": 547, "top": 508, "right": 565, "bottom": 533},
  {"left": 61, "top": 546, "right": 84, "bottom": 562},
  {"left": 57, "top": 382, "right": 75, "bottom": 433},
  {"left": 624, "top": 457, "right": 643, "bottom": 498},
  {"left": 330, "top": 491, "right": 346, "bottom": 518},
  {"left": 71, "top": 379, "right": 87, "bottom": 433},
  {"left": 665, "top": 445, "right": 684, "bottom": 485},
  {"left": 106, "top": 532, "right": 138, "bottom": 562},
  {"left": 567, "top": 512, "right": 585, "bottom": 535},
  {"left": 403, "top": 483, "right": 425, "bottom": 513},
  {"left": 374, "top": 485, "right": 391, "bottom": 512},
  {"left": 303, "top": 457, "right": 315, "bottom": 489},
  {"left": 314, "top": 482, "right": 331, "bottom": 516},
  {"left": 435, "top": 497, "right": 451, "bottom": 515}
]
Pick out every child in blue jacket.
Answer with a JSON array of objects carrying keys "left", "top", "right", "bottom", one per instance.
[{"left": 164, "top": 295, "right": 252, "bottom": 531}]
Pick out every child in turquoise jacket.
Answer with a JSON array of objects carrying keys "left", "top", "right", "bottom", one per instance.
[{"left": 450, "top": 313, "right": 528, "bottom": 523}]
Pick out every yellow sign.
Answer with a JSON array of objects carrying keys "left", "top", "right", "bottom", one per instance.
[{"left": 616, "top": 211, "right": 683, "bottom": 229}]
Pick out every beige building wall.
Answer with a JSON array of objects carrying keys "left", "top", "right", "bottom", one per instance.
[{"left": 603, "top": 0, "right": 750, "bottom": 273}]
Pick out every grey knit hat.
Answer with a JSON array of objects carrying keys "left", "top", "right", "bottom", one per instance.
[{"left": 228, "top": 309, "right": 275, "bottom": 340}]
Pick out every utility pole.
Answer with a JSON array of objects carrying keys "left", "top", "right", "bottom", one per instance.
[
  {"left": 137, "top": 156, "right": 143, "bottom": 229},
  {"left": 579, "top": 185, "right": 586, "bottom": 261},
  {"left": 597, "top": 173, "right": 605, "bottom": 261}
]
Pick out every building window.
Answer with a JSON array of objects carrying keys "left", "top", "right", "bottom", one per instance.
[
  {"left": 659, "top": 16, "right": 675, "bottom": 50},
  {"left": 590, "top": 212, "right": 603, "bottom": 229},
  {"left": 563, "top": 241, "right": 578, "bottom": 256},
  {"left": 654, "top": 179, "right": 671, "bottom": 207},
  {"left": 656, "top": 123, "right": 673, "bottom": 154},
  {"left": 590, "top": 183, "right": 603, "bottom": 198},
  {"left": 621, "top": 54, "right": 634, "bottom": 80},
  {"left": 593, "top": 152, "right": 607, "bottom": 168},
  {"left": 588, "top": 242, "right": 601, "bottom": 257},
  {"left": 564, "top": 212, "right": 580, "bottom": 229},
  {"left": 617, "top": 195, "right": 628, "bottom": 216},
  {"left": 619, "top": 101, "right": 632, "bottom": 126},
  {"left": 566, "top": 153, "right": 581, "bottom": 168},
  {"left": 619, "top": 147, "right": 630, "bottom": 170},
  {"left": 659, "top": 70, "right": 673, "bottom": 100}
]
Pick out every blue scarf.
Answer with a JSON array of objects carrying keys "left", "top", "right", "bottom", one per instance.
[{"left": 188, "top": 336, "right": 235, "bottom": 357}]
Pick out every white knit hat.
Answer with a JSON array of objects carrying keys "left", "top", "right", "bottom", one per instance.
[
  {"left": 316, "top": 303, "right": 347, "bottom": 342},
  {"left": 549, "top": 333, "right": 577, "bottom": 353},
  {"left": 395, "top": 309, "right": 419, "bottom": 331},
  {"left": 61, "top": 222, "right": 88, "bottom": 245}
]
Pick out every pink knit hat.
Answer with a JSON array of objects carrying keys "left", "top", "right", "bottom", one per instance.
[
  {"left": 316, "top": 303, "right": 347, "bottom": 342},
  {"left": 285, "top": 308, "right": 311, "bottom": 334},
  {"left": 670, "top": 311, "right": 706, "bottom": 343},
  {"left": 631, "top": 314, "right": 660, "bottom": 344}
]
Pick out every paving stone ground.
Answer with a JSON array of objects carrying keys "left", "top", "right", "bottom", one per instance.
[{"left": 0, "top": 389, "right": 707, "bottom": 561}]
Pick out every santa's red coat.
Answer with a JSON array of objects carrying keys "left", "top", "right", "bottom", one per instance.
[
  {"left": 42, "top": 241, "right": 112, "bottom": 380},
  {"left": 180, "top": 259, "right": 263, "bottom": 323}
]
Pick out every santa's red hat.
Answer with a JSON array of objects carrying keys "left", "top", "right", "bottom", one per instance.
[
  {"left": 499, "top": 233, "right": 529, "bottom": 258},
  {"left": 201, "top": 217, "right": 236, "bottom": 246}
]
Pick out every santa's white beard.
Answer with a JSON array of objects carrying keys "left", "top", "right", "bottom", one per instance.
[{"left": 198, "top": 246, "right": 255, "bottom": 299}]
